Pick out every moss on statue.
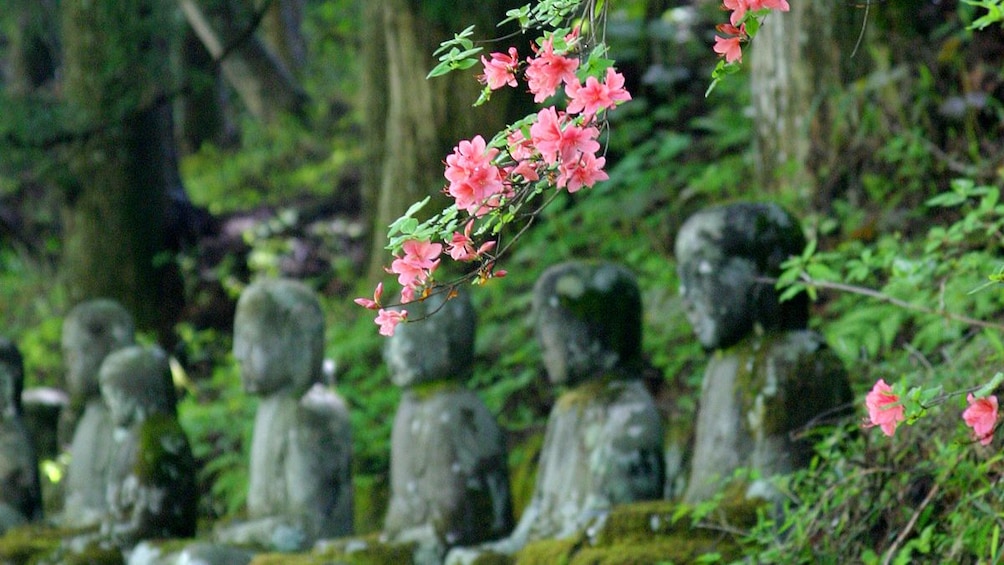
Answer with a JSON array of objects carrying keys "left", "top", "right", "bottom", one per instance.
[
  {"left": 513, "top": 535, "right": 583, "bottom": 565},
  {"left": 553, "top": 266, "right": 642, "bottom": 365},
  {"left": 134, "top": 413, "right": 196, "bottom": 482},
  {"left": 470, "top": 550, "right": 515, "bottom": 565},
  {"left": 731, "top": 332, "right": 848, "bottom": 443},
  {"left": 553, "top": 377, "right": 636, "bottom": 413},
  {"left": 407, "top": 379, "right": 463, "bottom": 401},
  {"left": 294, "top": 533, "right": 417, "bottom": 565},
  {"left": 569, "top": 539, "right": 728, "bottom": 565},
  {"left": 0, "top": 524, "right": 96, "bottom": 565}
]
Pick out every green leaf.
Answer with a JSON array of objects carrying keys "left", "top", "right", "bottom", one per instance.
[{"left": 972, "top": 372, "right": 1004, "bottom": 398}]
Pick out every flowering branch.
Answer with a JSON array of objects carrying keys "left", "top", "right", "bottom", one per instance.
[
  {"left": 707, "top": 0, "right": 791, "bottom": 96},
  {"left": 357, "top": 0, "right": 631, "bottom": 336}
]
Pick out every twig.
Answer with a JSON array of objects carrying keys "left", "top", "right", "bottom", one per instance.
[
  {"left": 880, "top": 480, "right": 941, "bottom": 565},
  {"left": 759, "top": 274, "right": 1004, "bottom": 333}
]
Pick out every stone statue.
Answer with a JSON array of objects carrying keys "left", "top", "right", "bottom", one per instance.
[
  {"left": 62, "top": 299, "right": 136, "bottom": 527},
  {"left": 675, "top": 202, "right": 852, "bottom": 503},
  {"left": 447, "top": 261, "right": 664, "bottom": 564},
  {"left": 99, "top": 345, "right": 197, "bottom": 547},
  {"left": 0, "top": 338, "right": 42, "bottom": 533},
  {"left": 215, "top": 278, "right": 353, "bottom": 551},
  {"left": 383, "top": 292, "right": 513, "bottom": 558}
]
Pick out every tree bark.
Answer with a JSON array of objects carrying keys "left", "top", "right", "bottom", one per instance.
[
  {"left": 262, "top": 0, "right": 307, "bottom": 77},
  {"left": 61, "top": 0, "right": 184, "bottom": 340},
  {"left": 748, "top": 3, "right": 859, "bottom": 206},
  {"left": 8, "top": 0, "right": 59, "bottom": 94},
  {"left": 179, "top": 0, "right": 308, "bottom": 123},
  {"left": 362, "top": 0, "right": 526, "bottom": 280}
]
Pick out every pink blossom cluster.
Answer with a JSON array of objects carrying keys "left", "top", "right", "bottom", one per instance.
[
  {"left": 713, "top": 0, "right": 791, "bottom": 63},
  {"left": 865, "top": 379, "right": 1000, "bottom": 446},
  {"left": 358, "top": 31, "right": 631, "bottom": 336}
]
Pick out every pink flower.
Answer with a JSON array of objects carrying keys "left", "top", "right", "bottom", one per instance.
[
  {"left": 724, "top": 0, "right": 750, "bottom": 25},
  {"left": 565, "top": 67, "right": 632, "bottom": 116},
  {"left": 354, "top": 282, "right": 383, "bottom": 310},
  {"left": 446, "top": 220, "right": 497, "bottom": 262},
  {"left": 556, "top": 122, "right": 600, "bottom": 166},
  {"left": 751, "top": 0, "right": 790, "bottom": 11},
  {"left": 557, "top": 152, "right": 608, "bottom": 193},
  {"left": 713, "top": 35, "right": 744, "bottom": 64},
  {"left": 963, "top": 393, "right": 998, "bottom": 446},
  {"left": 479, "top": 48, "right": 520, "bottom": 90},
  {"left": 375, "top": 308, "right": 407, "bottom": 337},
  {"left": 445, "top": 135, "right": 505, "bottom": 216},
  {"left": 529, "top": 107, "right": 564, "bottom": 165},
  {"left": 401, "top": 239, "right": 442, "bottom": 269},
  {"left": 525, "top": 38, "right": 579, "bottom": 102},
  {"left": 389, "top": 239, "right": 442, "bottom": 289},
  {"left": 865, "top": 379, "right": 905, "bottom": 437}
]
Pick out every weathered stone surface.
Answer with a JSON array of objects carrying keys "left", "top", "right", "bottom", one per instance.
[
  {"left": 675, "top": 202, "right": 852, "bottom": 504},
  {"left": 216, "top": 278, "right": 353, "bottom": 551},
  {"left": 447, "top": 261, "right": 663, "bottom": 564},
  {"left": 383, "top": 293, "right": 476, "bottom": 387},
  {"left": 62, "top": 299, "right": 135, "bottom": 527},
  {"left": 533, "top": 261, "right": 643, "bottom": 386},
  {"left": 674, "top": 202, "right": 807, "bottom": 351},
  {"left": 0, "top": 338, "right": 42, "bottom": 533},
  {"left": 62, "top": 300, "right": 136, "bottom": 402},
  {"left": 383, "top": 292, "right": 513, "bottom": 562},
  {"left": 385, "top": 388, "right": 513, "bottom": 547},
  {"left": 99, "top": 345, "right": 197, "bottom": 547}
]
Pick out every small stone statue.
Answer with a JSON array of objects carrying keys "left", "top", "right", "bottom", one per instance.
[
  {"left": 383, "top": 292, "right": 513, "bottom": 556},
  {"left": 99, "top": 345, "right": 197, "bottom": 547},
  {"left": 215, "top": 278, "right": 353, "bottom": 551},
  {"left": 0, "top": 338, "right": 42, "bottom": 533},
  {"left": 62, "top": 299, "right": 136, "bottom": 527},
  {"left": 675, "top": 202, "right": 852, "bottom": 503},
  {"left": 447, "top": 261, "right": 664, "bottom": 564}
]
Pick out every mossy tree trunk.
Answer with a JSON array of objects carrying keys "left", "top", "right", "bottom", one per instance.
[
  {"left": 362, "top": 0, "right": 527, "bottom": 281},
  {"left": 61, "top": 0, "right": 183, "bottom": 339},
  {"left": 749, "top": 3, "right": 860, "bottom": 206},
  {"left": 7, "top": 0, "right": 59, "bottom": 95}
]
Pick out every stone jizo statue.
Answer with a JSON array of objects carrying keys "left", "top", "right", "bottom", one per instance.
[
  {"left": 675, "top": 202, "right": 852, "bottom": 503},
  {"left": 0, "top": 338, "right": 42, "bottom": 533},
  {"left": 62, "top": 298, "right": 136, "bottom": 527},
  {"left": 383, "top": 292, "right": 513, "bottom": 556},
  {"left": 447, "top": 261, "right": 664, "bottom": 563},
  {"left": 99, "top": 344, "right": 197, "bottom": 547},
  {"left": 215, "top": 278, "right": 353, "bottom": 551}
]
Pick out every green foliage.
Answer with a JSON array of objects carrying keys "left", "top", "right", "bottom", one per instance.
[
  {"left": 0, "top": 247, "right": 66, "bottom": 387},
  {"left": 175, "top": 330, "right": 255, "bottom": 520}
]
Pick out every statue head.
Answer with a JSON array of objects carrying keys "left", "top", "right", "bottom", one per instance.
[
  {"left": 533, "top": 261, "right": 642, "bottom": 386},
  {"left": 233, "top": 279, "right": 325, "bottom": 397},
  {"left": 98, "top": 345, "right": 176, "bottom": 429},
  {"left": 0, "top": 338, "right": 24, "bottom": 420},
  {"left": 383, "top": 291, "right": 476, "bottom": 388},
  {"left": 62, "top": 299, "right": 135, "bottom": 401},
  {"left": 674, "top": 202, "right": 808, "bottom": 350}
]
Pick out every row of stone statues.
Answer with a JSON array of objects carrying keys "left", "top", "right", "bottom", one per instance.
[{"left": 0, "top": 202, "right": 853, "bottom": 565}]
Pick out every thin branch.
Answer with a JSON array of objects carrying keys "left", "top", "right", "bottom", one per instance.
[
  {"left": 880, "top": 480, "right": 941, "bottom": 565},
  {"left": 760, "top": 274, "right": 1004, "bottom": 333}
]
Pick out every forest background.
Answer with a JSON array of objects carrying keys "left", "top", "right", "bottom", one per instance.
[{"left": 2, "top": 0, "right": 1004, "bottom": 561}]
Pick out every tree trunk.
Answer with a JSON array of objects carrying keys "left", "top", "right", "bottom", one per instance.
[
  {"left": 262, "top": 0, "right": 307, "bottom": 77},
  {"left": 362, "top": 0, "right": 526, "bottom": 280},
  {"left": 61, "top": 0, "right": 184, "bottom": 341},
  {"left": 179, "top": 0, "right": 308, "bottom": 123},
  {"left": 8, "top": 0, "right": 59, "bottom": 95},
  {"left": 748, "top": 3, "right": 859, "bottom": 206}
]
